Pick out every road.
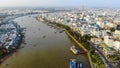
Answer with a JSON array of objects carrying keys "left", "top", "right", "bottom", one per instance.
[{"left": 88, "top": 40, "right": 113, "bottom": 68}]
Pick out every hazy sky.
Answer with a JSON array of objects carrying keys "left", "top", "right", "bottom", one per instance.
[{"left": 0, "top": 0, "right": 119, "bottom": 7}]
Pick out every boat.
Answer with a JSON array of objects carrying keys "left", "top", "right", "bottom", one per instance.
[
  {"left": 77, "top": 63, "right": 83, "bottom": 68},
  {"left": 70, "top": 46, "right": 86, "bottom": 55},
  {"left": 54, "top": 31, "right": 57, "bottom": 34},
  {"left": 70, "top": 59, "right": 83, "bottom": 68},
  {"left": 79, "top": 51, "right": 86, "bottom": 54},
  {"left": 59, "top": 30, "right": 64, "bottom": 33},
  {"left": 43, "top": 35, "right": 46, "bottom": 38},
  {"left": 70, "top": 59, "right": 76, "bottom": 68},
  {"left": 38, "top": 28, "right": 40, "bottom": 31},
  {"left": 70, "top": 46, "right": 80, "bottom": 55}
]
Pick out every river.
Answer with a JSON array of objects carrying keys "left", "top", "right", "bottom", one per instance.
[{"left": 0, "top": 15, "right": 90, "bottom": 68}]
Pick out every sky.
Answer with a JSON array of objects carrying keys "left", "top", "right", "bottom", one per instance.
[{"left": 0, "top": 0, "right": 120, "bottom": 7}]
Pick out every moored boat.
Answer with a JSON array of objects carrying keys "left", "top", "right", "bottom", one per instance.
[
  {"left": 59, "top": 29, "right": 64, "bottom": 33},
  {"left": 70, "top": 46, "right": 80, "bottom": 55},
  {"left": 70, "top": 59, "right": 76, "bottom": 68},
  {"left": 43, "top": 35, "right": 46, "bottom": 38},
  {"left": 70, "top": 46, "right": 86, "bottom": 55},
  {"left": 70, "top": 59, "right": 83, "bottom": 68}
]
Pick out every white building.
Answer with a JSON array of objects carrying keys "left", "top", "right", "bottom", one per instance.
[{"left": 113, "top": 40, "right": 120, "bottom": 51}]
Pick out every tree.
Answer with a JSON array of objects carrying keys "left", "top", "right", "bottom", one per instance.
[
  {"left": 110, "top": 28, "right": 115, "bottom": 32},
  {"left": 82, "top": 34, "right": 91, "bottom": 41}
]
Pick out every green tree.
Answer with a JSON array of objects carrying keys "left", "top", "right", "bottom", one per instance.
[
  {"left": 82, "top": 34, "right": 91, "bottom": 41},
  {"left": 110, "top": 28, "right": 115, "bottom": 32}
]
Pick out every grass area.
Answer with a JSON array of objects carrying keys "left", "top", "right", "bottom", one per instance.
[
  {"left": 107, "top": 55, "right": 120, "bottom": 62},
  {"left": 90, "top": 48, "right": 106, "bottom": 68},
  {"left": 101, "top": 43, "right": 120, "bottom": 62}
]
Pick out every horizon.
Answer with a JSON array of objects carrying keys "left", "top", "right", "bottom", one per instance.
[
  {"left": 1, "top": 6, "right": 120, "bottom": 9},
  {"left": 0, "top": 0, "right": 120, "bottom": 8}
]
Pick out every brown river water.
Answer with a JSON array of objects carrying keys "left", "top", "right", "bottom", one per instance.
[{"left": 0, "top": 15, "right": 90, "bottom": 68}]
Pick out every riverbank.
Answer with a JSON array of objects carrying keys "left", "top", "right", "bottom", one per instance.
[
  {"left": 65, "top": 30, "right": 93, "bottom": 68},
  {"left": 0, "top": 15, "right": 91, "bottom": 68},
  {"left": 65, "top": 30, "right": 88, "bottom": 52},
  {"left": 37, "top": 15, "right": 109, "bottom": 68},
  {"left": 0, "top": 21, "right": 23, "bottom": 64},
  {"left": 37, "top": 17, "right": 92, "bottom": 68}
]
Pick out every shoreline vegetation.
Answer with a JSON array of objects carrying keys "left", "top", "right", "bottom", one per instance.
[{"left": 37, "top": 17, "right": 106, "bottom": 68}]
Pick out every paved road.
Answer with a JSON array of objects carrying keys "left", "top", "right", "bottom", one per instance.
[{"left": 88, "top": 40, "right": 113, "bottom": 68}]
